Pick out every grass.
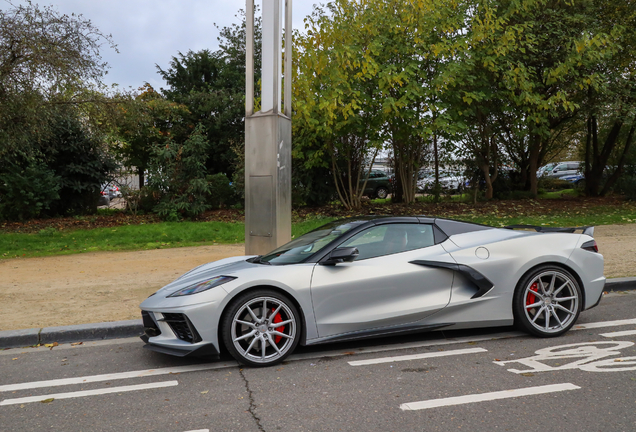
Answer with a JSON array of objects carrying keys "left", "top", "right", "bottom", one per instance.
[
  {"left": 0, "top": 217, "right": 334, "bottom": 259},
  {"left": 3, "top": 196, "right": 636, "bottom": 260},
  {"left": 539, "top": 189, "right": 579, "bottom": 199}
]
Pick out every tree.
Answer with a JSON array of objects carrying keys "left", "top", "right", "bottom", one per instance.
[
  {"left": 156, "top": 9, "right": 262, "bottom": 178},
  {"left": 579, "top": 0, "right": 636, "bottom": 196},
  {"left": 0, "top": 1, "right": 115, "bottom": 157},
  {"left": 114, "top": 84, "right": 191, "bottom": 188},
  {"left": 486, "top": 0, "right": 617, "bottom": 196},
  {"left": 293, "top": 0, "right": 385, "bottom": 210}
]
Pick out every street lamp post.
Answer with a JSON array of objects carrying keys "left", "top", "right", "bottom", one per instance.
[{"left": 245, "top": 0, "right": 293, "bottom": 255}]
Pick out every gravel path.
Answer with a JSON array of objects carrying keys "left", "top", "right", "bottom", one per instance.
[{"left": 1, "top": 224, "right": 634, "bottom": 331}]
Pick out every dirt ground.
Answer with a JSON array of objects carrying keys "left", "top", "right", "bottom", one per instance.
[{"left": 1, "top": 224, "right": 634, "bottom": 332}]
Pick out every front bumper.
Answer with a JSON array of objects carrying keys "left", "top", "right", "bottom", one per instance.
[
  {"left": 140, "top": 335, "right": 219, "bottom": 358},
  {"left": 140, "top": 309, "right": 221, "bottom": 359}
]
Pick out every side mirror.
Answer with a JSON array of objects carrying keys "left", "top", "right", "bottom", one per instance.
[{"left": 321, "top": 247, "right": 359, "bottom": 266}]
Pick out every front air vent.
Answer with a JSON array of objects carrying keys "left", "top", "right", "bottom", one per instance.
[
  {"left": 160, "top": 313, "right": 202, "bottom": 344},
  {"left": 142, "top": 311, "right": 161, "bottom": 338}
]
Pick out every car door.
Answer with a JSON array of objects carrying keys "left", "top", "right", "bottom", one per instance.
[
  {"left": 309, "top": 223, "right": 454, "bottom": 338},
  {"left": 361, "top": 170, "right": 379, "bottom": 195}
]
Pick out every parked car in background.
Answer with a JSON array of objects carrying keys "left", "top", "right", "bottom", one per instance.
[
  {"left": 542, "top": 161, "right": 581, "bottom": 179},
  {"left": 101, "top": 183, "right": 122, "bottom": 199},
  {"left": 560, "top": 173, "right": 585, "bottom": 187},
  {"left": 537, "top": 162, "right": 558, "bottom": 178},
  {"left": 98, "top": 185, "right": 111, "bottom": 206},
  {"left": 360, "top": 169, "right": 392, "bottom": 199},
  {"left": 417, "top": 171, "right": 464, "bottom": 193}
]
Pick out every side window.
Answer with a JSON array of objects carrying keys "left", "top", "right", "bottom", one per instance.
[{"left": 339, "top": 224, "right": 435, "bottom": 261}]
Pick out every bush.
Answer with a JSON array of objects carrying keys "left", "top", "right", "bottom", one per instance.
[
  {"left": 206, "top": 173, "right": 236, "bottom": 208},
  {"left": 537, "top": 178, "right": 573, "bottom": 192},
  {"left": 147, "top": 125, "right": 211, "bottom": 219},
  {"left": 43, "top": 112, "right": 116, "bottom": 215},
  {"left": 292, "top": 164, "right": 336, "bottom": 207},
  {"left": 614, "top": 175, "right": 636, "bottom": 200},
  {"left": 0, "top": 160, "right": 61, "bottom": 220}
]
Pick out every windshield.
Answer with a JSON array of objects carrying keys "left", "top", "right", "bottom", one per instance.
[{"left": 260, "top": 220, "right": 365, "bottom": 264}]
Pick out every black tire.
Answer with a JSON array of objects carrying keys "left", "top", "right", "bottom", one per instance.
[
  {"left": 375, "top": 187, "right": 389, "bottom": 199},
  {"left": 221, "top": 289, "right": 301, "bottom": 367},
  {"left": 513, "top": 265, "right": 582, "bottom": 337}
]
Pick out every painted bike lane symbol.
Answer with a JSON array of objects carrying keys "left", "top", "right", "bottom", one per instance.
[{"left": 494, "top": 341, "right": 636, "bottom": 373}]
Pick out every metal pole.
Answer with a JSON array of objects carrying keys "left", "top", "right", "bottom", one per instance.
[
  {"left": 244, "top": 0, "right": 292, "bottom": 256},
  {"left": 284, "top": 0, "right": 292, "bottom": 117},
  {"left": 245, "top": 0, "right": 254, "bottom": 116}
]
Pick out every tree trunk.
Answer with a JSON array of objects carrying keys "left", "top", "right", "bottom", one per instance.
[
  {"left": 528, "top": 135, "right": 540, "bottom": 198},
  {"left": 600, "top": 118, "right": 636, "bottom": 196}
]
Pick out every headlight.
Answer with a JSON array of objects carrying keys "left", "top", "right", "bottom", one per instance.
[{"left": 168, "top": 276, "right": 237, "bottom": 297}]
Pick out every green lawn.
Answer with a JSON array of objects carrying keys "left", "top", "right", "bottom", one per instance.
[
  {"left": 0, "top": 218, "right": 333, "bottom": 259},
  {"left": 2, "top": 198, "right": 636, "bottom": 259}
]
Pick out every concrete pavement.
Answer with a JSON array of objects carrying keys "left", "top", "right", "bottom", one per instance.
[{"left": 1, "top": 277, "right": 634, "bottom": 350}]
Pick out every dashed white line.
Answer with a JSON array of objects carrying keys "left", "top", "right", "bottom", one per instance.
[
  {"left": 0, "top": 380, "right": 178, "bottom": 406},
  {"left": 400, "top": 383, "right": 580, "bottom": 411},
  {"left": 599, "top": 329, "right": 636, "bottom": 338},
  {"left": 348, "top": 347, "right": 488, "bottom": 366},
  {"left": 573, "top": 318, "right": 636, "bottom": 330},
  {"left": 0, "top": 363, "right": 237, "bottom": 393}
]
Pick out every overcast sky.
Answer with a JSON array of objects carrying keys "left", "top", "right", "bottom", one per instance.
[{"left": 3, "top": 0, "right": 318, "bottom": 91}]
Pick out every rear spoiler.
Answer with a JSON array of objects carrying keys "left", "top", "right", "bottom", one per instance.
[{"left": 504, "top": 225, "right": 594, "bottom": 237}]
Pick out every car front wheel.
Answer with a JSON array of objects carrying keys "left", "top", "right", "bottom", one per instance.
[
  {"left": 221, "top": 289, "right": 300, "bottom": 367},
  {"left": 513, "top": 266, "right": 581, "bottom": 337}
]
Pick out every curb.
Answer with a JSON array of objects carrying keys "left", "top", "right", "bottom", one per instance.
[
  {"left": 1, "top": 320, "right": 143, "bottom": 350},
  {"left": 604, "top": 277, "right": 636, "bottom": 292},
  {"left": 1, "top": 278, "right": 635, "bottom": 351}
]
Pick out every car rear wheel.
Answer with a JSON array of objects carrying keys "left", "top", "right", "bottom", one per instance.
[
  {"left": 513, "top": 266, "right": 581, "bottom": 337},
  {"left": 221, "top": 289, "right": 300, "bottom": 367},
  {"left": 375, "top": 187, "right": 389, "bottom": 199}
]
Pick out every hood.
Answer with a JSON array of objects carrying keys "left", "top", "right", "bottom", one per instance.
[{"left": 152, "top": 255, "right": 257, "bottom": 298}]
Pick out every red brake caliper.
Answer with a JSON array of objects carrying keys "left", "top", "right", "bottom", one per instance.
[
  {"left": 526, "top": 282, "right": 538, "bottom": 307},
  {"left": 272, "top": 311, "right": 284, "bottom": 344}
]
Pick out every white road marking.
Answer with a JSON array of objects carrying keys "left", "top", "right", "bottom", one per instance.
[
  {"left": 573, "top": 318, "right": 636, "bottom": 330},
  {"left": 599, "top": 329, "right": 636, "bottom": 338},
  {"left": 0, "top": 380, "right": 178, "bottom": 406},
  {"left": 0, "top": 333, "right": 519, "bottom": 393},
  {"left": 183, "top": 430, "right": 210, "bottom": 432},
  {"left": 290, "top": 331, "right": 523, "bottom": 362},
  {"left": 348, "top": 347, "right": 488, "bottom": 366},
  {"left": 400, "top": 383, "right": 580, "bottom": 411},
  {"left": 0, "top": 363, "right": 237, "bottom": 393}
]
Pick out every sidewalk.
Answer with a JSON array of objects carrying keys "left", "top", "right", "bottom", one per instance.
[{"left": 1, "top": 278, "right": 634, "bottom": 350}]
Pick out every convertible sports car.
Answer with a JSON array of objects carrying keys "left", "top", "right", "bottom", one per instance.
[{"left": 140, "top": 216, "right": 605, "bottom": 367}]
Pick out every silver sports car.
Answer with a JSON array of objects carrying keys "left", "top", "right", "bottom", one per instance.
[{"left": 140, "top": 216, "right": 605, "bottom": 367}]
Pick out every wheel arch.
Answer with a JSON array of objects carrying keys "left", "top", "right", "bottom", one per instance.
[{"left": 217, "top": 284, "right": 309, "bottom": 354}]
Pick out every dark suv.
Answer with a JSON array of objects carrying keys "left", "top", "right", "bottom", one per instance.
[{"left": 360, "top": 169, "right": 392, "bottom": 199}]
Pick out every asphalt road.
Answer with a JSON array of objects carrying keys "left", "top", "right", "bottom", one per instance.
[{"left": 1, "top": 291, "right": 636, "bottom": 432}]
